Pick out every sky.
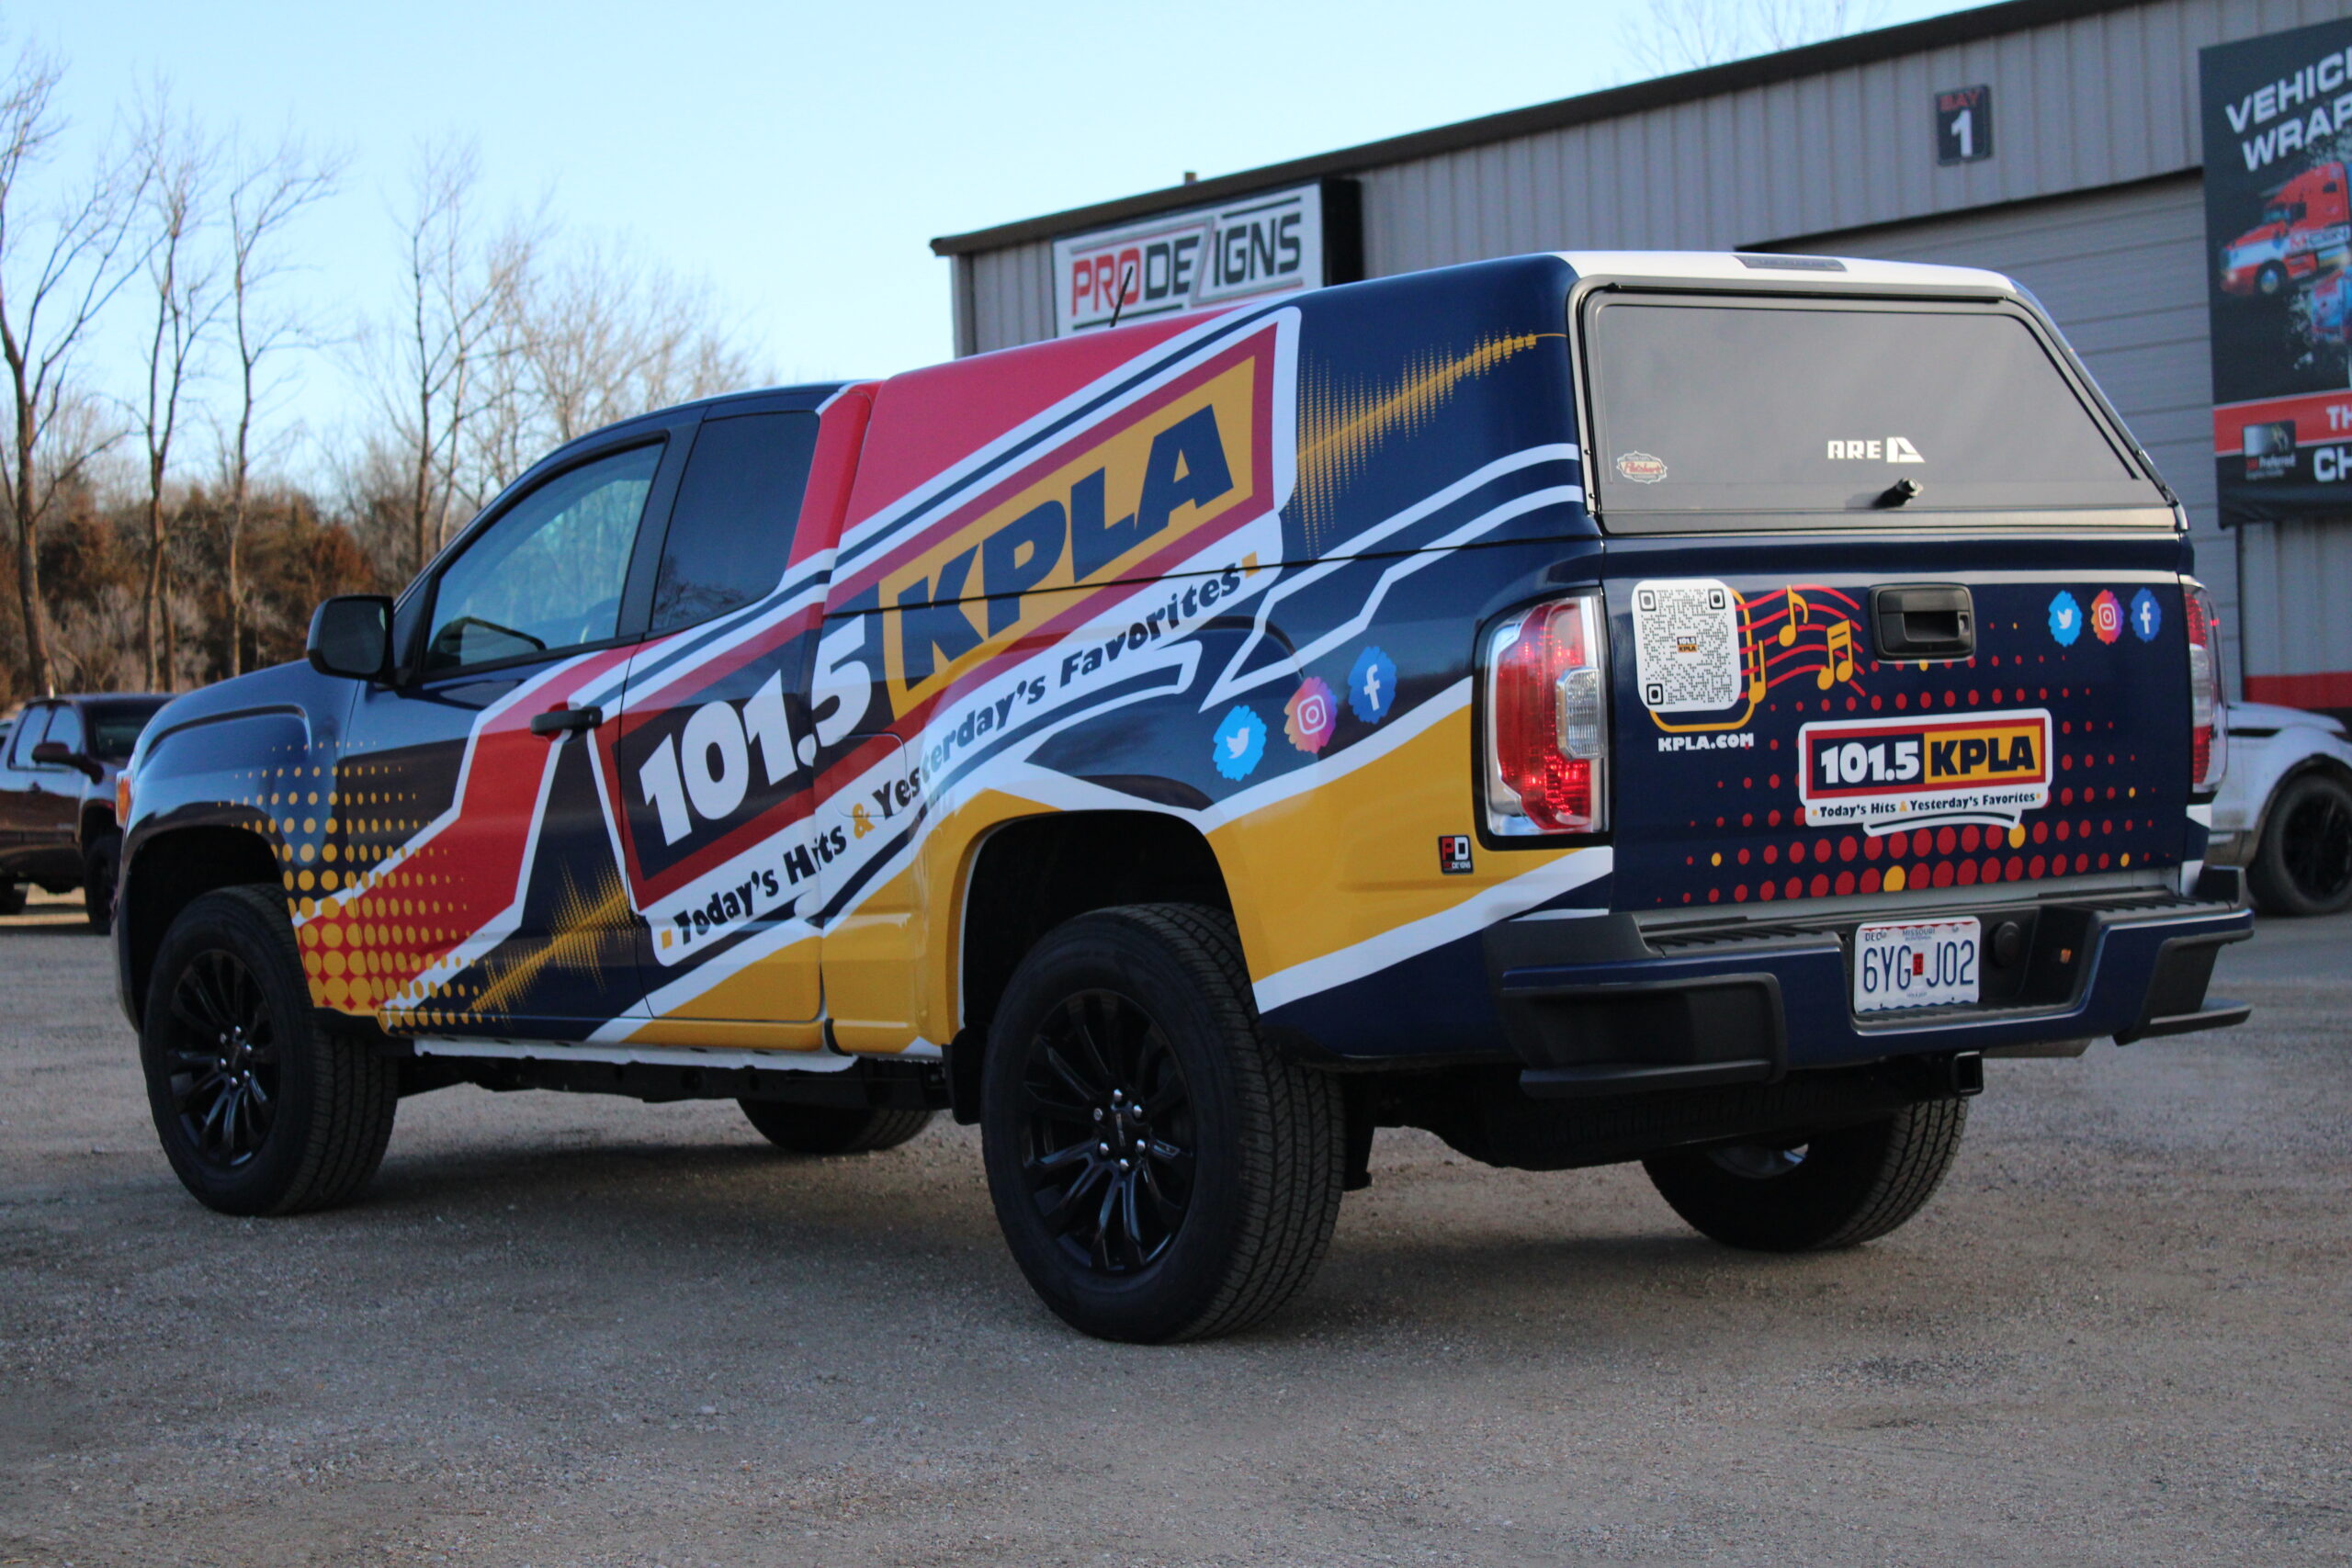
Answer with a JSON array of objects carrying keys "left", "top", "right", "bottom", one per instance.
[{"left": 32, "top": 0, "right": 1973, "bottom": 478}]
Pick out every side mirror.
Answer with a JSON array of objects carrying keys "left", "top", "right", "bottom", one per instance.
[
  {"left": 30, "top": 740, "right": 102, "bottom": 781},
  {"left": 307, "top": 595, "right": 395, "bottom": 682}
]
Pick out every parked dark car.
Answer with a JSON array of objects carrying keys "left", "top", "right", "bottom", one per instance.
[{"left": 0, "top": 694, "right": 170, "bottom": 930}]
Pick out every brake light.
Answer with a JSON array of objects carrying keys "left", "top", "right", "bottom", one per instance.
[
  {"left": 1484, "top": 592, "right": 1609, "bottom": 834},
  {"left": 2184, "top": 580, "right": 2227, "bottom": 792}
]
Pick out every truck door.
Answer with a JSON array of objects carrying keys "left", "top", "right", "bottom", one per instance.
[
  {"left": 331, "top": 433, "right": 684, "bottom": 1036},
  {"left": 0, "top": 705, "right": 55, "bottom": 869},
  {"left": 606, "top": 408, "right": 831, "bottom": 1037}
]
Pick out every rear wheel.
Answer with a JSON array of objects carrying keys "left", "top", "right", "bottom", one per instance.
[
  {"left": 1642, "top": 1099, "right": 1968, "bottom": 1252},
  {"left": 140, "top": 886, "right": 400, "bottom": 1215},
  {"left": 2248, "top": 772, "right": 2352, "bottom": 916},
  {"left": 739, "top": 1100, "right": 933, "bottom": 1154},
  {"left": 980, "top": 904, "right": 1345, "bottom": 1343},
  {"left": 83, "top": 830, "right": 121, "bottom": 935}
]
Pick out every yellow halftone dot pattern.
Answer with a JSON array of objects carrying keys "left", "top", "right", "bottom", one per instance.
[{"left": 1294, "top": 333, "right": 1552, "bottom": 548}]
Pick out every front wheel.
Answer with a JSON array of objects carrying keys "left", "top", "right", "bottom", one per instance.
[
  {"left": 2258, "top": 261, "right": 2290, "bottom": 296},
  {"left": 140, "top": 886, "right": 400, "bottom": 1215},
  {"left": 980, "top": 904, "right": 1345, "bottom": 1343},
  {"left": 84, "top": 830, "right": 121, "bottom": 935},
  {"left": 1643, "top": 1099, "right": 1968, "bottom": 1252},
  {"left": 2248, "top": 772, "right": 2352, "bottom": 916}
]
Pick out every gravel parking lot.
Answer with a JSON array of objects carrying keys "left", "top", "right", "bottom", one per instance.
[{"left": 2, "top": 886, "right": 2346, "bottom": 1566}]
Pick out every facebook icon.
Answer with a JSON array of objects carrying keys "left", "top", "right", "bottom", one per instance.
[
  {"left": 1348, "top": 645, "right": 1397, "bottom": 724},
  {"left": 2130, "top": 588, "right": 2162, "bottom": 643}
]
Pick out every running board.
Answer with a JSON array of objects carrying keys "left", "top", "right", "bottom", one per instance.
[{"left": 403, "top": 1036, "right": 858, "bottom": 1073}]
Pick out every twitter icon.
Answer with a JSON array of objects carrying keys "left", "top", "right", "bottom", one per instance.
[
  {"left": 1213, "top": 705, "right": 1268, "bottom": 781},
  {"left": 2048, "top": 591, "right": 2083, "bottom": 648}
]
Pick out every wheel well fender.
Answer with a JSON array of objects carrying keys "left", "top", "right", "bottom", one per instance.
[
  {"left": 2253, "top": 754, "right": 2352, "bottom": 852},
  {"left": 950, "top": 811, "right": 1232, "bottom": 1122},
  {"left": 121, "top": 827, "right": 284, "bottom": 1029}
]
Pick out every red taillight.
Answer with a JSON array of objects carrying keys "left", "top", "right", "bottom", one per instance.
[
  {"left": 1485, "top": 594, "right": 1609, "bottom": 834},
  {"left": 2184, "top": 580, "right": 2227, "bottom": 792}
]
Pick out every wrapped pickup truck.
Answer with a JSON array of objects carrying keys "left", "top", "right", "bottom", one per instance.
[{"left": 113, "top": 252, "right": 2250, "bottom": 1341}]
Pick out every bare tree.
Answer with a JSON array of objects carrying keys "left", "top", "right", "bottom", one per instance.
[
  {"left": 374, "top": 140, "right": 536, "bottom": 581},
  {"left": 1623, "top": 0, "right": 1883, "bottom": 78},
  {"left": 131, "top": 89, "right": 220, "bottom": 691},
  {"left": 219, "top": 128, "right": 340, "bottom": 674},
  {"left": 0, "top": 38, "right": 148, "bottom": 698}
]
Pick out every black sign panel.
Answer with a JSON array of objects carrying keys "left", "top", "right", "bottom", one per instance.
[
  {"left": 1935, "top": 85, "right": 1993, "bottom": 164},
  {"left": 2201, "top": 17, "right": 2352, "bottom": 525}
]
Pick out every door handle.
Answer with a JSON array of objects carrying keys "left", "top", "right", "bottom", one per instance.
[{"left": 528, "top": 705, "right": 604, "bottom": 738}]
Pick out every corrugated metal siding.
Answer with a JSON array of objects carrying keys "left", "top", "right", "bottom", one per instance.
[
  {"left": 960, "top": 0, "right": 2352, "bottom": 355},
  {"left": 1762, "top": 175, "right": 2262, "bottom": 694},
  {"left": 964, "top": 242, "right": 1055, "bottom": 356},
  {"left": 1354, "top": 0, "right": 2352, "bottom": 275}
]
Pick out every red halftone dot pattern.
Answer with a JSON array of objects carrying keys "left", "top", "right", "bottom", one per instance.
[
  {"left": 1768, "top": 809, "right": 1782, "bottom": 826},
  {"left": 1936, "top": 826, "right": 1958, "bottom": 854},
  {"left": 1785, "top": 877, "right": 1803, "bottom": 899},
  {"left": 1763, "top": 844, "right": 1779, "bottom": 864},
  {"left": 1737, "top": 848, "right": 1750, "bottom": 863},
  {"left": 1742, "top": 813, "right": 1754, "bottom": 827},
  {"left": 1734, "top": 884, "right": 1749, "bottom": 901},
  {"left": 2061, "top": 754, "right": 2073, "bottom": 771},
  {"left": 1861, "top": 868, "right": 1883, "bottom": 892},
  {"left": 1769, "top": 774, "right": 1781, "bottom": 789},
  {"left": 2056, "top": 820, "right": 2072, "bottom": 840},
  {"left": 1759, "top": 879, "right": 1778, "bottom": 900},
  {"left": 1871, "top": 694, "right": 1883, "bottom": 710},
  {"left": 1835, "top": 870, "right": 1856, "bottom": 895},
  {"left": 2098, "top": 852, "right": 2112, "bottom": 869},
  {"left": 1958, "top": 860, "right": 1979, "bottom": 886},
  {"left": 1961, "top": 825, "right": 1981, "bottom": 852},
  {"left": 1863, "top": 836, "right": 1883, "bottom": 861},
  {"left": 1709, "top": 888, "right": 1722, "bottom": 902},
  {"left": 1895, "top": 693, "right": 1909, "bottom": 709},
  {"left": 1932, "top": 863, "right": 1955, "bottom": 887},
  {"left": 2075, "top": 852, "right": 2090, "bottom": 873},
  {"left": 1809, "top": 874, "right": 1831, "bottom": 897},
  {"left": 2030, "top": 854, "right": 2047, "bottom": 876}
]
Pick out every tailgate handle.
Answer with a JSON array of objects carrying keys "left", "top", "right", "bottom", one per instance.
[{"left": 1871, "top": 585, "right": 1973, "bottom": 660}]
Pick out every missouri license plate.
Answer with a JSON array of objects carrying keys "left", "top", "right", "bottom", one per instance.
[{"left": 1853, "top": 918, "right": 1981, "bottom": 1013}]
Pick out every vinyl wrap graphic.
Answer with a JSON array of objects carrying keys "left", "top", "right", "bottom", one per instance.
[
  {"left": 172, "top": 255, "right": 2201, "bottom": 1067},
  {"left": 219, "top": 256, "right": 1607, "bottom": 1063}
]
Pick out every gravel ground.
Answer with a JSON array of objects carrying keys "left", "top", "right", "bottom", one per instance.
[{"left": 2, "top": 885, "right": 2346, "bottom": 1566}]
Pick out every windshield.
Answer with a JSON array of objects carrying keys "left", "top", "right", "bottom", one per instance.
[
  {"left": 85, "top": 699, "right": 167, "bottom": 762},
  {"left": 1583, "top": 298, "right": 2164, "bottom": 523}
]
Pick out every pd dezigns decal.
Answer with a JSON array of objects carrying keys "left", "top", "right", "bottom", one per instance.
[{"left": 1798, "top": 709, "right": 2052, "bottom": 834}]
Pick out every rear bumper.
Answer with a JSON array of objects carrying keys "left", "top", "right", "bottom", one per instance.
[{"left": 1488, "top": 875, "right": 2252, "bottom": 1097}]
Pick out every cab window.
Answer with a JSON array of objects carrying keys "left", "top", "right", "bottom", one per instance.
[
  {"left": 424, "top": 444, "right": 662, "bottom": 675},
  {"left": 42, "top": 705, "right": 84, "bottom": 758},
  {"left": 649, "top": 412, "right": 819, "bottom": 635},
  {"left": 6, "top": 705, "right": 49, "bottom": 768}
]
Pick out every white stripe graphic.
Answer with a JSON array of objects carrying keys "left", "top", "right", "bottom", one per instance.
[{"left": 1252, "top": 847, "right": 1615, "bottom": 1015}]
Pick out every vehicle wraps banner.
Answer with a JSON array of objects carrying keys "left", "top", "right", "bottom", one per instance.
[
  {"left": 2202, "top": 17, "right": 2352, "bottom": 524},
  {"left": 1050, "top": 181, "right": 1360, "bottom": 337}
]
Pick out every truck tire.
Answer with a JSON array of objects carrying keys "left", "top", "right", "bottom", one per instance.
[
  {"left": 2247, "top": 771, "right": 2352, "bottom": 916},
  {"left": 0, "top": 881, "right": 23, "bottom": 916},
  {"left": 2258, "top": 261, "right": 2289, "bottom": 296},
  {"left": 139, "top": 886, "right": 400, "bottom": 1216},
  {"left": 83, "top": 830, "right": 121, "bottom": 935},
  {"left": 1642, "top": 1098, "right": 1968, "bottom": 1252},
  {"left": 979, "top": 904, "right": 1345, "bottom": 1343},
  {"left": 739, "top": 1100, "right": 933, "bottom": 1154}
]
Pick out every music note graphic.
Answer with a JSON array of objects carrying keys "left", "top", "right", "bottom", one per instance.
[
  {"left": 1779, "top": 590, "right": 1810, "bottom": 648},
  {"left": 1823, "top": 619, "right": 1856, "bottom": 687}
]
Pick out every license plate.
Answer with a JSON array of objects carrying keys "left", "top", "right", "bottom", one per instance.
[{"left": 1853, "top": 918, "right": 1981, "bottom": 1013}]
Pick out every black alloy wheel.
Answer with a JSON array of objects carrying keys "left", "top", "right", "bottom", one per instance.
[
  {"left": 160, "top": 948, "right": 280, "bottom": 1171},
  {"left": 980, "top": 904, "right": 1345, "bottom": 1342},
  {"left": 1015, "top": 989, "right": 1196, "bottom": 1275},
  {"left": 2250, "top": 772, "right": 2352, "bottom": 916},
  {"left": 141, "top": 886, "right": 400, "bottom": 1215}
]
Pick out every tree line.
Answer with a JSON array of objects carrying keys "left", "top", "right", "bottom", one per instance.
[{"left": 0, "top": 37, "right": 758, "bottom": 702}]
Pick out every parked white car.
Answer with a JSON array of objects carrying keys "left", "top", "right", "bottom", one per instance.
[{"left": 2209, "top": 701, "right": 2352, "bottom": 915}]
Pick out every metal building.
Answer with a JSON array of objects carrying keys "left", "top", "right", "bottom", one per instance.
[{"left": 931, "top": 0, "right": 2352, "bottom": 707}]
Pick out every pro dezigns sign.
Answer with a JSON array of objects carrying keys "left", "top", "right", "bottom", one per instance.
[{"left": 1052, "top": 182, "right": 1358, "bottom": 337}]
